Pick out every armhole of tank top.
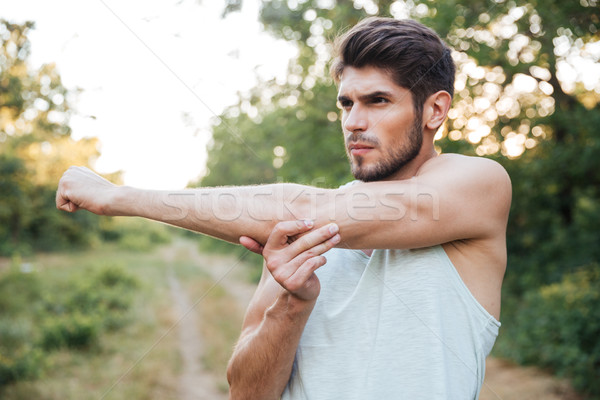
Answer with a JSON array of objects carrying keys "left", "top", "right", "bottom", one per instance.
[{"left": 433, "top": 245, "right": 501, "bottom": 329}]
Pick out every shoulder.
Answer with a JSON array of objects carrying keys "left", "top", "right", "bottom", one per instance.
[
  {"left": 419, "top": 154, "right": 511, "bottom": 196},
  {"left": 421, "top": 153, "right": 509, "bottom": 178},
  {"left": 418, "top": 153, "right": 512, "bottom": 225}
]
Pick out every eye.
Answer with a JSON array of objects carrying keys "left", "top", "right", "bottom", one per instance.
[
  {"left": 371, "top": 97, "right": 389, "bottom": 104},
  {"left": 338, "top": 99, "right": 353, "bottom": 110}
]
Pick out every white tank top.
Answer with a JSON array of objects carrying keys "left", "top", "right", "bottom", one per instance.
[{"left": 281, "top": 246, "right": 500, "bottom": 400}]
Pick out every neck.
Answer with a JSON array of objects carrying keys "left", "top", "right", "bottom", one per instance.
[{"left": 384, "top": 141, "right": 438, "bottom": 181}]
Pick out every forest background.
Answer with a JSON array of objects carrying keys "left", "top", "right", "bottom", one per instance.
[{"left": 1, "top": 0, "right": 599, "bottom": 397}]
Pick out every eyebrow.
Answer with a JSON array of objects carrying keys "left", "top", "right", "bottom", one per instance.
[{"left": 337, "top": 90, "right": 395, "bottom": 103}]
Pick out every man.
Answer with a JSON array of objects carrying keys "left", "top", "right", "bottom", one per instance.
[{"left": 57, "top": 17, "right": 511, "bottom": 399}]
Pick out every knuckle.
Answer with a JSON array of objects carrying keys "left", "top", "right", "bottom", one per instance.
[
  {"left": 319, "top": 227, "right": 332, "bottom": 239},
  {"left": 297, "top": 236, "right": 311, "bottom": 249},
  {"left": 265, "top": 258, "right": 279, "bottom": 272},
  {"left": 271, "top": 223, "right": 283, "bottom": 235},
  {"left": 309, "top": 256, "right": 325, "bottom": 269},
  {"left": 284, "top": 278, "right": 300, "bottom": 293},
  {"left": 269, "top": 267, "right": 281, "bottom": 279}
]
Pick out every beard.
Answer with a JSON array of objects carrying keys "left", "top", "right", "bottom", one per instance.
[{"left": 346, "top": 116, "right": 423, "bottom": 182}]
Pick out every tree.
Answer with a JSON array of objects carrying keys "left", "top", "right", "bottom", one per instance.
[{"left": 0, "top": 20, "right": 104, "bottom": 254}]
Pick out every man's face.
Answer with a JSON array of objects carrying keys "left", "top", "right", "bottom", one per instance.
[{"left": 338, "top": 66, "right": 422, "bottom": 182}]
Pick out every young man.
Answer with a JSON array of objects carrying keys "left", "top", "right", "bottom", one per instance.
[{"left": 57, "top": 17, "right": 511, "bottom": 399}]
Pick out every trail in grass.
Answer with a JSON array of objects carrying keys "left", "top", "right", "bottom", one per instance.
[
  {"left": 480, "top": 358, "right": 582, "bottom": 400},
  {"left": 165, "top": 245, "right": 228, "bottom": 400}
]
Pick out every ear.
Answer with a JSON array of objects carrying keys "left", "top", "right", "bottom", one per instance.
[{"left": 422, "top": 91, "right": 452, "bottom": 131}]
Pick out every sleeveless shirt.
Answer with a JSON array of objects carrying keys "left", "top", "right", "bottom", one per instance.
[{"left": 281, "top": 246, "right": 500, "bottom": 400}]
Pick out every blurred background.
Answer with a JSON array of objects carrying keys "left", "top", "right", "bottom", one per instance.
[{"left": 1, "top": 0, "right": 599, "bottom": 399}]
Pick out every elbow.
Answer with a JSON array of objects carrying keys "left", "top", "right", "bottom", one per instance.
[
  {"left": 227, "top": 363, "right": 283, "bottom": 400},
  {"left": 226, "top": 358, "right": 241, "bottom": 399},
  {"left": 226, "top": 360, "right": 265, "bottom": 400}
]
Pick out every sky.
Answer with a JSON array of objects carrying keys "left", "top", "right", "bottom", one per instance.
[{"left": 3, "top": 0, "right": 297, "bottom": 189}]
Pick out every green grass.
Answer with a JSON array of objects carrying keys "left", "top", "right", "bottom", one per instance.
[
  {"left": 0, "top": 243, "right": 181, "bottom": 399},
  {"left": 0, "top": 235, "right": 257, "bottom": 399}
]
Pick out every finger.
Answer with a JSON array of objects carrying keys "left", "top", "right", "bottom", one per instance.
[
  {"left": 239, "top": 236, "right": 264, "bottom": 255},
  {"left": 283, "top": 255, "right": 327, "bottom": 294},
  {"left": 56, "top": 190, "right": 78, "bottom": 213},
  {"left": 289, "top": 232, "right": 340, "bottom": 268},
  {"left": 267, "top": 220, "right": 316, "bottom": 249},
  {"left": 288, "top": 223, "right": 339, "bottom": 255},
  {"left": 268, "top": 232, "right": 339, "bottom": 285}
]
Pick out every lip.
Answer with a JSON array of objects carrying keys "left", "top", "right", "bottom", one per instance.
[{"left": 349, "top": 143, "right": 374, "bottom": 156}]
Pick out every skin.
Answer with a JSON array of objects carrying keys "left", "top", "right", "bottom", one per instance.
[{"left": 56, "top": 66, "right": 512, "bottom": 400}]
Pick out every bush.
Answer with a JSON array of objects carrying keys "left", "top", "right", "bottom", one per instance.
[
  {"left": 100, "top": 217, "right": 172, "bottom": 251},
  {"left": 0, "top": 267, "right": 41, "bottom": 316},
  {"left": 62, "top": 264, "right": 138, "bottom": 315},
  {"left": 40, "top": 313, "right": 100, "bottom": 350},
  {"left": 0, "top": 319, "right": 43, "bottom": 385},
  {"left": 40, "top": 263, "right": 140, "bottom": 347},
  {"left": 497, "top": 263, "right": 600, "bottom": 396},
  {"left": 0, "top": 255, "right": 142, "bottom": 389}
]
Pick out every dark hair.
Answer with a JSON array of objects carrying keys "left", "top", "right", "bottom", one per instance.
[{"left": 331, "top": 17, "right": 455, "bottom": 116}]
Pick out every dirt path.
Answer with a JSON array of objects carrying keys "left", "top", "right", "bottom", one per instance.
[
  {"left": 163, "top": 244, "right": 228, "bottom": 400},
  {"left": 178, "top": 241, "right": 256, "bottom": 307},
  {"left": 481, "top": 358, "right": 582, "bottom": 400}
]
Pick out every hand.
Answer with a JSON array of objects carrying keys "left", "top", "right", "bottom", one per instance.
[
  {"left": 241, "top": 220, "right": 340, "bottom": 301},
  {"left": 56, "top": 166, "right": 118, "bottom": 215}
]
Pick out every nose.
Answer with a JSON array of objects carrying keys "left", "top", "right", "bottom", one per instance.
[{"left": 343, "top": 105, "right": 368, "bottom": 133}]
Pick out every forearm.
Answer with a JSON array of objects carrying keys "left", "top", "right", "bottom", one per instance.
[
  {"left": 107, "top": 183, "right": 323, "bottom": 244},
  {"left": 107, "top": 181, "right": 427, "bottom": 249},
  {"left": 227, "top": 291, "right": 315, "bottom": 399}
]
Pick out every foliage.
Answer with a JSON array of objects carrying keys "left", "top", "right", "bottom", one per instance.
[
  {"left": 198, "top": 78, "right": 351, "bottom": 188},
  {"left": 495, "top": 264, "right": 600, "bottom": 396},
  {"left": 0, "top": 319, "right": 43, "bottom": 386},
  {"left": 213, "top": 0, "right": 600, "bottom": 394},
  {"left": 100, "top": 217, "right": 173, "bottom": 251},
  {"left": 40, "top": 313, "right": 101, "bottom": 351},
  {"left": 0, "top": 19, "right": 112, "bottom": 256},
  {"left": 0, "top": 262, "right": 139, "bottom": 386}
]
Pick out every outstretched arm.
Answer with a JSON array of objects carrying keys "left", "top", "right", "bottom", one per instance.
[
  {"left": 56, "top": 154, "right": 511, "bottom": 250},
  {"left": 56, "top": 166, "right": 319, "bottom": 245}
]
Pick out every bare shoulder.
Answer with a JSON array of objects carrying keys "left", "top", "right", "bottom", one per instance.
[
  {"left": 420, "top": 154, "right": 511, "bottom": 199},
  {"left": 421, "top": 153, "right": 509, "bottom": 180},
  {"left": 418, "top": 153, "right": 512, "bottom": 237}
]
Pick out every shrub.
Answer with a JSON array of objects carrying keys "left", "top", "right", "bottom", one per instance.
[
  {"left": 0, "top": 257, "right": 141, "bottom": 388},
  {"left": 41, "top": 264, "right": 140, "bottom": 345},
  {"left": 40, "top": 313, "right": 101, "bottom": 351},
  {"left": 0, "top": 268, "right": 41, "bottom": 316},
  {"left": 95, "top": 264, "right": 139, "bottom": 289},
  {"left": 497, "top": 263, "right": 600, "bottom": 396},
  {"left": 100, "top": 217, "right": 172, "bottom": 251},
  {"left": 0, "top": 319, "right": 43, "bottom": 385}
]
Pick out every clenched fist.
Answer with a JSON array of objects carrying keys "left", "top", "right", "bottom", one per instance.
[{"left": 56, "top": 166, "right": 120, "bottom": 215}]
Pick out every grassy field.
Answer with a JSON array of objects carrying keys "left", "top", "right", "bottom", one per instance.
[
  {"left": 0, "top": 237, "right": 252, "bottom": 399},
  {"left": 1, "top": 235, "right": 584, "bottom": 400}
]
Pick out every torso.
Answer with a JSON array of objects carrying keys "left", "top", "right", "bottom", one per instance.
[
  {"left": 363, "top": 240, "right": 504, "bottom": 320},
  {"left": 283, "top": 246, "right": 501, "bottom": 400}
]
